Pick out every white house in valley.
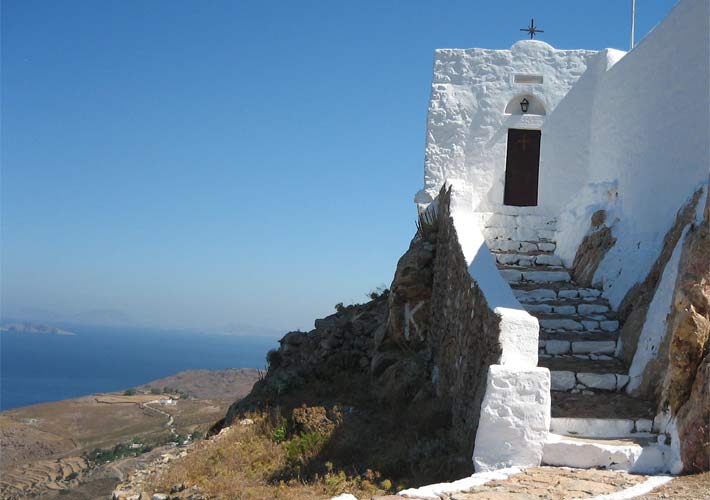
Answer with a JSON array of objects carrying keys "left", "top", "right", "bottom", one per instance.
[{"left": 415, "top": 0, "right": 709, "bottom": 474}]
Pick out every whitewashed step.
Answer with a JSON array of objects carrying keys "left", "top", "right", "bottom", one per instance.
[
  {"left": 540, "top": 338, "right": 618, "bottom": 356},
  {"left": 538, "top": 321, "right": 619, "bottom": 334},
  {"left": 481, "top": 212, "right": 558, "bottom": 230},
  {"left": 501, "top": 269, "right": 571, "bottom": 284},
  {"left": 539, "top": 318, "right": 584, "bottom": 331},
  {"left": 550, "top": 417, "right": 655, "bottom": 439},
  {"left": 549, "top": 370, "right": 629, "bottom": 392},
  {"left": 578, "top": 303, "right": 611, "bottom": 314},
  {"left": 489, "top": 240, "right": 551, "bottom": 253},
  {"left": 542, "top": 433, "right": 670, "bottom": 473},
  {"left": 524, "top": 303, "right": 614, "bottom": 317},
  {"left": 514, "top": 287, "right": 603, "bottom": 303},
  {"left": 514, "top": 288, "right": 558, "bottom": 302},
  {"left": 534, "top": 254, "right": 563, "bottom": 266},
  {"left": 494, "top": 253, "right": 563, "bottom": 267},
  {"left": 485, "top": 226, "right": 555, "bottom": 242},
  {"left": 540, "top": 357, "right": 630, "bottom": 392}
]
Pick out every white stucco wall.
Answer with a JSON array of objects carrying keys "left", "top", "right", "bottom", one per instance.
[
  {"left": 553, "top": 0, "right": 710, "bottom": 307},
  {"left": 416, "top": 41, "right": 597, "bottom": 215}
]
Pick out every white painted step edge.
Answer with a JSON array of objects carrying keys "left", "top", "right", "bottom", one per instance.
[
  {"left": 550, "top": 417, "right": 655, "bottom": 438},
  {"left": 542, "top": 433, "right": 670, "bottom": 474}
]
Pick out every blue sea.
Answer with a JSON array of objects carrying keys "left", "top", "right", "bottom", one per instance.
[{"left": 0, "top": 325, "right": 278, "bottom": 410}]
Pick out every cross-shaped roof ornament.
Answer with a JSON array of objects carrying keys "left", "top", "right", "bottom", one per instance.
[{"left": 520, "top": 18, "right": 544, "bottom": 39}]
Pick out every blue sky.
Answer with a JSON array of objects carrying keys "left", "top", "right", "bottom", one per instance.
[{"left": 1, "top": 0, "right": 677, "bottom": 333}]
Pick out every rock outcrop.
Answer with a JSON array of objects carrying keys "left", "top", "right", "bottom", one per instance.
[
  {"left": 571, "top": 209, "right": 616, "bottom": 287},
  {"left": 617, "top": 189, "right": 705, "bottom": 365},
  {"left": 664, "top": 204, "right": 710, "bottom": 472},
  {"left": 383, "top": 236, "right": 434, "bottom": 346},
  {"left": 620, "top": 186, "right": 709, "bottom": 473}
]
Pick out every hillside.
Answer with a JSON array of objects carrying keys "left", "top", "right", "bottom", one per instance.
[{"left": 0, "top": 368, "right": 260, "bottom": 500}]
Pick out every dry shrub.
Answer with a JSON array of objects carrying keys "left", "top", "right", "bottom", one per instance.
[{"left": 147, "top": 413, "right": 392, "bottom": 500}]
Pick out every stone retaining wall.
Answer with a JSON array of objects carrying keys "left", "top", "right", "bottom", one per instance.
[
  {"left": 428, "top": 187, "right": 502, "bottom": 450},
  {"left": 428, "top": 186, "right": 549, "bottom": 471}
]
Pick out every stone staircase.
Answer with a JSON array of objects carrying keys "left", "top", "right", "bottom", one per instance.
[{"left": 483, "top": 213, "right": 670, "bottom": 473}]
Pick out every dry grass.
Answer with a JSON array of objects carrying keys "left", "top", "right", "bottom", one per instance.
[
  {"left": 94, "top": 394, "right": 176, "bottom": 404},
  {"left": 148, "top": 413, "right": 394, "bottom": 500}
]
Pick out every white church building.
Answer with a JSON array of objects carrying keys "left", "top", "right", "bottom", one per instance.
[{"left": 414, "top": 0, "right": 708, "bottom": 474}]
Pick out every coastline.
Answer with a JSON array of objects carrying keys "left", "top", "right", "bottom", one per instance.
[{"left": 0, "top": 368, "right": 260, "bottom": 500}]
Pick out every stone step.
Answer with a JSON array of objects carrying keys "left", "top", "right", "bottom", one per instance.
[
  {"left": 499, "top": 264, "right": 568, "bottom": 272},
  {"left": 537, "top": 317, "right": 587, "bottom": 331},
  {"left": 529, "top": 307, "right": 616, "bottom": 320},
  {"left": 485, "top": 226, "right": 556, "bottom": 242},
  {"left": 542, "top": 331, "right": 618, "bottom": 342},
  {"left": 488, "top": 240, "right": 557, "bottom": 254},
  {"left": 538, "top": 315, "right": 618, "bottom": 331},
  {"left": 540, "top": 334, "right": 618, "bottom": 356},
  {"left": 539, "top": 356, "right": 629, "bottom": 392},
  {"left": 552, "top": 392, "right": 656, "bottom": 420},
  {"left": 537, "top": 316, "right": 619, "bottom": 332},
  {"left": 511, "top": 282, "right": 601, "bottom": 294},
  {"left": 480, "top": 212, "right": 557, "bottom": 230},
  {"left": 493, "top": 252, "right": 563, "bottom": 267},
  {"left": 550, "top": 370, "right": 629, "bottom": 393},
  {"left": 522, "top": 300, "right": 612, "bottom": 315},
  {"left": 541, "top": 356, "right": 627, "bottom": 374},
  {"left": 500, "top": 268, "right": 571, "bottom": 284},
  {"left": 535, "top": 303, "right": 613, "bottom": 315},
  {"left": 542, "top": 433, "right": 669, "bottom": 473},
  {"left": 550, "top": 417, "right": 655, "bottom": 439},
  {"left": 513, "top": 288, "right": 608, "bottom": 305}
]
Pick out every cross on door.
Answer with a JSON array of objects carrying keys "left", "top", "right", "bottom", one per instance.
[
  {"left": 517, "top": 134, "right": 532, "bottom": 152},
  {"left": 504, "top": 129, "right": 541, "bottom": 207}
]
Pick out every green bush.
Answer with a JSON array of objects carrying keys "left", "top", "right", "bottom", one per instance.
[
  {"left": 271, "top": 424, "right": 287, "bottom": 443},
  {"left": 285, "top": 432, "right": 328, "bottom": 463},
  {"left": 86, "top": 439, "right": 153, "bottom": 464},
  {"left": 123, "top": 388, "right": 136, "bottom": 396}
]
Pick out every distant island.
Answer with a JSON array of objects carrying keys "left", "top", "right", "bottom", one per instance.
[{"left": 0, "top": 322, "right": 76, "bottom": 336}]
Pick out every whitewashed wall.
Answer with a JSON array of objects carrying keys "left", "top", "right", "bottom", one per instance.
[
  {"left": 553, "top": 0, "right": 710, "bottom": 307},
  {"left": 416, "top": 41, "right": 597, "bottom": 215}
]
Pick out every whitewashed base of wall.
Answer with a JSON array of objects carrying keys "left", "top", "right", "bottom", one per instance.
[{"left": 473, "top": 365, "right": 551, "bottom": 472}]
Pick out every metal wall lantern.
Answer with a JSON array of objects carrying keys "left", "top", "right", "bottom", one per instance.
[{"left": 520, "top": 98, "right": 530, "bottom": 113}]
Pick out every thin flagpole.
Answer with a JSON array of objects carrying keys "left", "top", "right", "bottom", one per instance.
[{"left": 631, "top": 0, "right": 636, "bottom": 49}]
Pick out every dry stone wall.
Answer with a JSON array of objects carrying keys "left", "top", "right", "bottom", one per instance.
[
  {"left": 428, "top": 187, "right": 503, "bottom": 452},
  {"left": 225, "top": 186, "right": 543, "bottom": 473}
]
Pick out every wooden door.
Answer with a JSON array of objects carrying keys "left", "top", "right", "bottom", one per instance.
[{"left": 504, "top": 129, "right": 541, "bottom": 207}]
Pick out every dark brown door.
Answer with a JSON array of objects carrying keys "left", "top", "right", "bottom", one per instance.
[{"left": 504, "top": 129, "right": 541, "bottom": 206}]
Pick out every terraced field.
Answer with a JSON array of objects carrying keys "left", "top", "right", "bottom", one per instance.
[{"left": 0, "top": 368, "right": 259, "bottom": 499}]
